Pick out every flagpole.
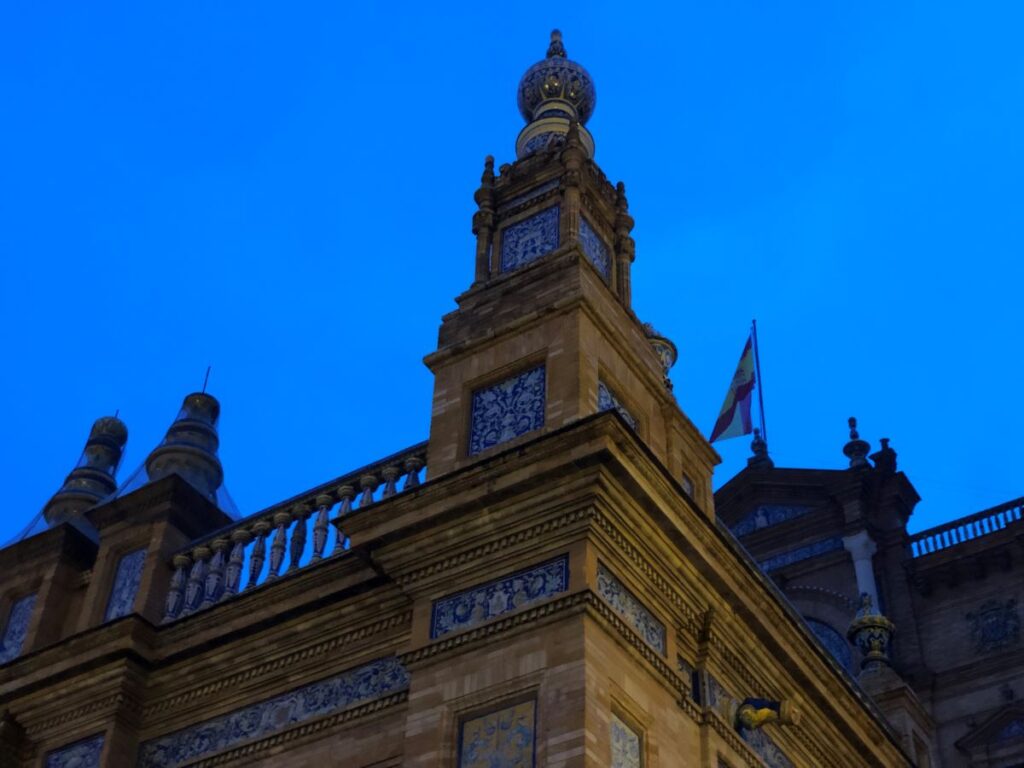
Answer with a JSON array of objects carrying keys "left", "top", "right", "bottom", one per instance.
[{"left": 752, "top": 318, "right": 767, "bottom": 444}]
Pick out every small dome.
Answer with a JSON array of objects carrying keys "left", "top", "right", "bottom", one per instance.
[{"left": 517, "top": 30, "right": 596, "bottom": 126}]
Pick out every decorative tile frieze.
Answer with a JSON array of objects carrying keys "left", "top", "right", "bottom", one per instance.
[
  {"left": 806, "top": 618, "right": 852, "bottom": 671},
  {"left": 596, "top": 563, "right": 666, "bottom": 655},
  {"left": 138, "top": 656, "right": 409, "bottom": 768},
  {"left": 459, "top": 699, "right": 536, "bottom": 768},
  {"left": 579, "top": 216, "right": 611, "bottom": 280},
  {"left": 967, "top": 599, "right": 1020, "bottom": 654},
  {"left": 739, "top": 726, "right": 795, "bottom": 768},
  {"left": 500, "top": 206, "right": 560, "bottom": 272},
  {"left": 104, "top": 548, "right": 147, "bottom": 621},
  {"left": 759, "top": 537, "right": 843, "bottom": 573},
  {"left": 0, "top": 593, "right": 36, "bottom": 664},
  {"left": 46, "top": 733, "right": 104, "bottom": 768},
  {"left": 598, "top": 380, "right": 637, "bottom": 430},
  {"left": 431, "top": 556, "right": 569, "bottom": 639},
  {"left": 731, "top": 505, "right": 812, "bottom": 538},
  {"left": 611, "top": 714, "right": 642, "bottom": 768},
  {"left": 469, "top": 365, "right": 546, "bottom": 456}
]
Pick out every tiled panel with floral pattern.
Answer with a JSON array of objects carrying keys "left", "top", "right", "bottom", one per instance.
[
  {"left": 0, "top": 593, "right": 36, "bottom": 664},
  {"left": 597, "top": 381, "right": 637, "bottom": 430},
  {"left": 431, "top": 556, "right": 568, "bottom": 639},
  {"left": 501, "top": 206, "right": 560, "bottom": 272},
  {"left": 105, "top": 548, "right": 147, "bottom": 621},
  {"left": 611, "top": 714, "right": 642, "bottom": 768},
  {"left": 46, "top": 734, "right": 104, "bottom": 768},
  {"left": 579, "top": 217, "right": 611, "bottom": 280},
  {"left": 459, "top": 699, "right": 536, "bottom": 768},
  {"left": 596, "top": 563, "right": 666, "bottom": 655},
  {"left": 469, "top": 365, "right": 546, "bottom": 456}
]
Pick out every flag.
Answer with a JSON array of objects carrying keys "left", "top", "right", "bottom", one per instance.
[{"left": 709, "top": 335, "right": 756, "bottom": 443}]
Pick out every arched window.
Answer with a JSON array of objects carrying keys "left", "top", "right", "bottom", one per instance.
[{"left": 806, "top": 618, "right": 853, "bottom": 672}]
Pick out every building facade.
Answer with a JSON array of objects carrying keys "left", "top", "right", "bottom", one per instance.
[{"left": 0, "top": 31, "right": 1019, "bottom": 768}]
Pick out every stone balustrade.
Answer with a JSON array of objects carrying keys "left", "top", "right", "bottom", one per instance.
[
  {"left": 162, "top": 442, "right": 427, "bottom": 622},
  {"left": 908, "top": 496, "right": 1022, "bottom": 558}
]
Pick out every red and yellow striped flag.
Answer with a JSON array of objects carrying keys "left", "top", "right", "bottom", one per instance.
[{"left": 709, "top": 335, "right": 756, "bottom": 443}]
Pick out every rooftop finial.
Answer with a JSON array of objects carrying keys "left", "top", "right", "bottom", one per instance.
[
  {"left": 747, "top": 428, "right": 774, "bottom": 468},
  {"left": 843, "top": 416, "right": 871, "bottom": 469},
  {"left": 43, "top": 415, "right": 129, "bottom": 526},
  {"left": 871, "top": 436, "right": 898, "bottom": 474},
  {"left": 547, "top": 29, "right": 566, "bottom": 58}
]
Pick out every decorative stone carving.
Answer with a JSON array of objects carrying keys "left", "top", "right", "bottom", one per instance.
[
  {"left": 104, "top": 548, "right": 147, "bottom": 621},
  {"left": 759, "top": 537, "right": 843, "bottom": 573},
  {"left": 847, "top": 594, "right": 896, "bottom": 669},
  {"left": 611, "top": 714, "right": 641, "bottom": 768},
  {"left": 46, "top": 733, "right": 104, "bottom": 768},
  {"left": 0, "top": 594, "right": 36, "bottom": 664},
  {"left": 469, "top": 365, "right": 546, "bottom": 456},
  {"left": 500, "top": 206, "right": 560, "bottom": 273},
  {"left": 731, "top": 505, "right": 811, "bottom": 538},
  {"left": 596, "top": 563, "right": 666, "bottom": 655},
  {"left": 805, "top": 618, "right": 852, "bottom": 672},
  {"left": 431, "top": 556, "right": 568, "bottom": 639},
  {"left": 967, "top": 599, "right": 1020, "bottom": 654},
  {"left": 458, "top": 699, "right": 536, "bottom": 768},
  {"left": 138, "top": 656, "right": 409, "bottom": 768},
  {"left": 579, "top": 217, "right": 611, "bottom": 280},
  {"left": 598, "top": 381, "right": 637, "bottom": 430}
]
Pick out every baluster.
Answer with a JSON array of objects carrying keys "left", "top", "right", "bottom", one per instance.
[
  {"left": 267, "top": 511, "right": 292, "bottom": 581},
  {"left": 182, "top": 546, "right": 210, "bottom": 616},
  {"left": 224, "top": 529, "right": 250, "bottom": 597},
  {"left": 201, "top": 540, "right": 229, "bottom": 608},
  {"left": 163, "top": 554, "right": 191, "bottom": 622},
  {"left": 332, "top": 485, "right": 355, "bottom": 555},
  {"left": 403, "top": 456, "right": 424, "bottom": 489},
  {"left": 381, "top": 466, "right": 400, "bottom": 498},
  {"left": 358, "top": 474, "right": 379, "bottom": 508},
  {"left": 312, "top": 494, "right": 333, "bottom": 562},
  {"left": 287, "top": 504, "right": 311, "bottom": 572},
  {"left": 247, "top": 521, "right": 271, "bottom": 590}
]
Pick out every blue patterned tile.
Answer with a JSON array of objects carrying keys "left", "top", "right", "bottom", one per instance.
[
  {"left": 740, "top": 726, "right": 794, "bottom": 768},
  {"left": 579, "top": 217, "right": 611, "bottom": 280},
  {"left": 996, "top": 718, "right": 1024, "bottom": 743},
  {"left": 500, "top": 206, "right": 560, "bottom": 272},
  {"left": 731, "top": 505, "right": 812, "bottom": 538},
  {"left": 469, "top": 365, "right": 546, "bottom": 456},
  {"left": 611, "top": 714, "right": 642, "bottom": 768},
  {"left": 596, "top": 563, "right": 666, "bottom": 655},
  {"left": 138, "top": 656, "right": 409, "bottom": 768},
  {"left": 104, "top": 548, "right": 147, "bottom": 621},
  {"left": 46, "top": 734, "right": 104, "bottom": 768},
  {"left": 459, "top": 699, "right": 536, "bottom": 768},
  {"left": 431, "top": 556, "right": 568, "bottom": 639},
  {"left": 806, "top": 618, "right": 852, "bottom": 671},
  {"left": 0, "top": 593, "right": 36, "bottom": 664},
  {"left": 759, "top": 537, "right": 843, "bottom": 573},
  {"left": 598, "top": 381, "right": 637, "bottom": 430}
]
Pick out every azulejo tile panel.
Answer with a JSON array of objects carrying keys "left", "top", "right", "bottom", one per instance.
[
  {"left": 579, "top": 217, "right": 611, "bottom": 280},
  {"left": 431, "top": 556, "right": 569, "bottom": 639},
  {"left": 739, "top": 726, "right": 795, "bottom": 768},
  {"left": 598, "top": 380, "right": 637, "bottom": 430},
  {"left": 596, "top": 563, "right": 666, "bottom": 655},
  {"left": 500, "top": 206, "right": 560, "bottom": 272},
  {"left": 967, "top": 598, "right": 1020, "bottom": 653},
  {"left": 138, "top": 656, "right": 409, "bottom": 768},
  {"left": 469, "top": 365, "right": 546, "bottom": 456},
  {"left": 759, "top": 537, "right": 843, "bottom": 573},
  {"left": 0, "top": 593, "right": 36, "bottom": 664},
  {"left": 46, "top": 733, "right": 104, "bottom": 768},
  {"left": 459, "top": 699, "right": 536, "bottom": 768},
  {"left": 731, "top": 505, "right": 812, "bottom": 538},
  {"left": 611, "top": 714, "right": 642, "bottom": 768},
  {"left": 104, "top": 548, "right": 147, "bottom": 621}
]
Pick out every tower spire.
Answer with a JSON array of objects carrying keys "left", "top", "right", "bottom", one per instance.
[{"left": 43, "top": 415, "right": 128, "bottom": 525}]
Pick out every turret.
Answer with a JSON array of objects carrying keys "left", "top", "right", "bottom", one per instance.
[{"left": 42, "top": 416, "right": 128, "bottom": 526}]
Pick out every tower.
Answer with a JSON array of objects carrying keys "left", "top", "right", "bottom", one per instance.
[{"left": 425, "top": 31, "right": 717, "bottom": 514}]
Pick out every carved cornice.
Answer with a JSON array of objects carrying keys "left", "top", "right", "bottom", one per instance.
[
  {"left": 31, "top": 692, "right": 126, "bottom": 735},
  {"left": 186, "top": 691, "right": 408, "bottom": 768},
  {"left": 395, "top": 506, "right": 591, "bottom": 587},
  {"left": 143, "top": 611, "right": 411, "bottom": 720}
]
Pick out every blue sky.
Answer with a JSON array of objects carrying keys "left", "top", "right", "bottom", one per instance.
[{"left": 1, "top": 1, "right": 1021, "bottom": 544}]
